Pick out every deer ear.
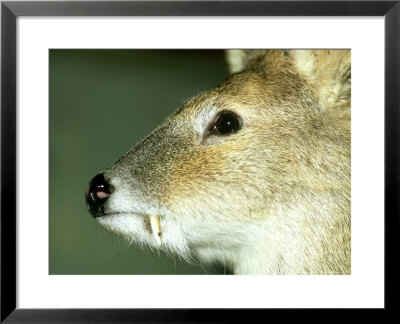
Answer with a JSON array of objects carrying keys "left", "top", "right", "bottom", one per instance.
[
  {"left": 225, "top": 50, "right": 269, "bottom": 73},
  {"left": 226, "top": 50, "right": 351, "bottom": 123},
  {"left": 289, "top": 50, "right": 351, "bottom": 123}
]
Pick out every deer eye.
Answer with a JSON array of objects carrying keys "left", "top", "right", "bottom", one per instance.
[{"left": 211, "top": 111, "right": 242, "bottom": 135}]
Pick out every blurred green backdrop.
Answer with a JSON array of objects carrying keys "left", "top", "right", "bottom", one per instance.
[{"left": 49, "top": 50, "right": 230, "bottom": 274}]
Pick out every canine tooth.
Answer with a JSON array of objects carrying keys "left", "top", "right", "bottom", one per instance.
[{"left": 149, "top": 215, "right": 162, "bottom": 246}]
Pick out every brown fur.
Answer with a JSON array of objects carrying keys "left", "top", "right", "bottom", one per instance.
[{"left": 98, "top": 50, "right": 351, "bottom": 274}]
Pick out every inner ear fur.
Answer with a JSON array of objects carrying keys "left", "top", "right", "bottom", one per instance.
[{"left": 289, "top": 49, "right": 351, "bottom": 123}]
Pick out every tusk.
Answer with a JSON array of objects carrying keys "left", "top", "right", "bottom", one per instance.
[{"left": 149, "top": 215, "right": 162, "bottom": 246}]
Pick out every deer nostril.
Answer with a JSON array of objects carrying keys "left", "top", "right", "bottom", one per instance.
[
  {"left": 85, "top": 173, "right": 114, "bottom": 218},
  {"left": 96, "top": 190, "right": 110, "bottom": 200}
]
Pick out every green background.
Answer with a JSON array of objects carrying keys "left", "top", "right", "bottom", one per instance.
[{"left": 49, "top": 50, "right": 230, "bottom": 274}]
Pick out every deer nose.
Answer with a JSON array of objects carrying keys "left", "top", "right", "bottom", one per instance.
[{"left": 85, "top": 173, "right": 114, "bottom": 218}]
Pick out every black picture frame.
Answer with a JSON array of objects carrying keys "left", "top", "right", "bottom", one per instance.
[{"left": 1, "top": 0, "right": 399, "bottom": 322}]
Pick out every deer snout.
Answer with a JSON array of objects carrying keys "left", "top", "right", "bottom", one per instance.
[{"left": 85, "top": 173, "right": 114, "bottom": 218}]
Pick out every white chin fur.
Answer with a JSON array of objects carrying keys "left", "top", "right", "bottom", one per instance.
[
  {"left": 96, "top": 214, "right": 153, "bottom": 246},
  {"left": 96, "top": 212, "right": 190, "bottom": 257}
]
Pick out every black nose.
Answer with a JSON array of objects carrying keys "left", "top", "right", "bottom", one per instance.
[{"left": 85, "top": 173, "right": 114, "bottom": 218}]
